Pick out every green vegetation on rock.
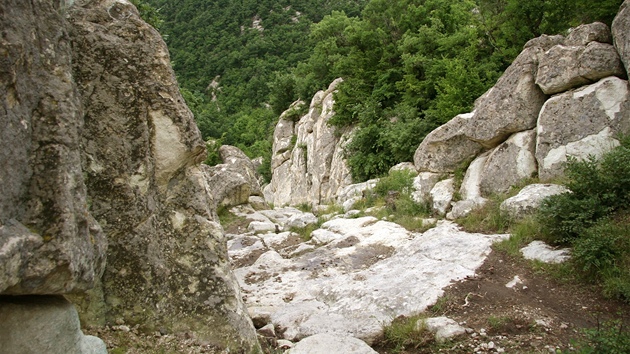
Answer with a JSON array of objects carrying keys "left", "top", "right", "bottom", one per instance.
[{"left": 142, "top": 0, "right": 622, "bottom": 182}]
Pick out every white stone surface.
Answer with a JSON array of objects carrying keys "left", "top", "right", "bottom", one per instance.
[
  {"left": 286, "top": 212, "right": 318, "bottom": 230},
  {"left": 422, "top": 317, "right": 468, "bottom": 343},
  {"left": 500, "top": 184, "right": 570, "bottom": 219},
  {"left": 521, "top": 241, "right": 571, "bottom": 263},
  {"left": 505, "top": 275, "right": 524, "bottom": 289},
  {"left": 231, "top": 207, "right": 508, "bottom": 344},
  {"left": 430, "top": 178, "right": 455, "bottom": 216},
  {"left": 288, "top": 333, "right": 377, "bottom": 354},
  {"left": 411, "top": 172, "right": 442, "bottom": 204}
]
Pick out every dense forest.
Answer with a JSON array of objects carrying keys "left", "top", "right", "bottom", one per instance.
[{"left": 137, "top": 0, "right": 623, "bottom": 182}]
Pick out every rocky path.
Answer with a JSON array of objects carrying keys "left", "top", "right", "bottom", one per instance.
[
  {"left": 87, "top": 202, "right": 629, "bottom": 353},
  {"left": 225, "top": 205, "right": 508, "bottom": 350}
]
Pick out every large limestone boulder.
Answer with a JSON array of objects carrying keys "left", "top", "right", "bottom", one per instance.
[
  {"left": 465, "top": 45, "right": 548, "bottom": 148},
  {"left": 480, "top": 130, "right": 537, "bottom": 196},
  {"left": 500, "top": 184, "right": 570, "bottom": 219},
  {"left": 414, "top": 113, "right": 483, "bottom": 173},
  {"left": 613, "top": 0, "right": 630, "bottom": 74},
  {"left": 67, "top": 0, "right": 258, "bottom": 350},
  {"left": 446, "top": 153, "right": 489, "bottom": 220},
  {"left": 266, "top": 79, "right": 353, "bottom": 206},
  {"left": 430, "top": 178, "right": 455, "bottom": 216},
  {"left": 536, "top": 22, "right": 624, "bottom": 95},
  {"left": 219, "top": 145, "right": 262, "bottom": 196},
  {"left": 203, "top": 164, "right": 252, "bottom": 207},
  {"left": 536, "top": 77, "right": 630, "bottom": 181},
  {"left": 0, "top": 0, "right": 107, "bottom": 295},
  {"left": 0, "top": 295, "right": 107, "bottom": 354},
  {"left": 204, "top": 145, "right": 262, "bottom": 208},
  {"left": 414, "top": 39, "right": 552, "bottom": 173},
  {"left": 565, "top": 22, "right": 612, "bottom": 46},
  {"left": 411, "top": 172, "right": 442, "bottom": 204}
]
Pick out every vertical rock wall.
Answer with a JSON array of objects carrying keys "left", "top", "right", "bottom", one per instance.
[
  {"left": 265, "top": 79, "right": 353, "bottom": 207},
  {"left": 66, "top": 1, "right": 258, "bottom": 350},
  {"left": 1, "top": 0, "right": 259, "bottom": 351},
  {"left": 0, "top": 0, "right": 106, "bottom": 296}
]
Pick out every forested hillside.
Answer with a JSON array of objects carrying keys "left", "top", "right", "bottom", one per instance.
[{"left": 139, "top": 0, "right": 623, "bottom": 181}]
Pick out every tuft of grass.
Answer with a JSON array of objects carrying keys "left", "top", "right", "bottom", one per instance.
[
  {"left": 381, "top": 315, "right": 434, "bottom": 353},
  {"left": 217, "top": 205, "right": 245, "bottom": 229},
  {"left": 295, "top": 202, "right": 312, "bottom": 213},
  {"left": 357, "top": 170, "right": 432, "bottom": 231},
  {"left": 429, "top": 295, "right": 453, "bottom": 315},
  {"left": 457, "top": 195, "right": 512, "bottom": 234},
  {"left": 494, "top": 215, "right": 540, "bottom": 257},
  {"left": 289, "top": 217, "right": 325, "bottom": 242}
]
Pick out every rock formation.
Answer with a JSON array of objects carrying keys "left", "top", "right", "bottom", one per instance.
[
  {"left": 265, "top": 79, "right": 353, "bottom": 206},
  {"left": 412, "top": 14, "right": 630, "bottom": 218},
  {"left": 1, "top": 0, "right": 106, "bottom": 297},
  {"left": 227, "top": 207, "right": 508, "bottom": 344},
  {"left": 1, "top": 0, "right": 258, "bottom": 351},
  {"left": 204, "top": 145, "right": 263, "bottom": 208}
]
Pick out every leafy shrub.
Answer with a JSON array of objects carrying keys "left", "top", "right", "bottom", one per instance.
[
  {"left": 539, "top": 137, "right": 630, "bottom": 243},
  {"left": 373, "top": 170, "right": 416, "bottom": 197},
  {"left": 572, "top": 318, "right": 630, "bottom": 354},
  {"left": 359, "top": 170, "right": 431, "bottom": 231},
  {"left": 537, "top": 137, "right": 630, "bottom": 302}
]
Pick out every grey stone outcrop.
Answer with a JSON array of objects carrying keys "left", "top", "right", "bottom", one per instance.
[
  {"left": 0, "top": 0, "right": 107, "bottom": 296},
  {"left": 67, "top": 1, "right": 259, "bottom": 349},
  {"left": 480, "top": 130, "right": 537, "bottom": 196},
  {"left": 0, "top": 0, "right": 259, "bottom": 351},
  {"left": 413, "top": 19, "right": 630, "bottom": 218},
  {"left": 536, "top": 77, "right": 630, "bottom": 181},
  {"left": 500, "top": 184, "right": 570, "bottom": 219},
  {"left": 566, "top": 22, "right": 612, "bottom": 46},
  {"left": 467, "top": 45, "right": 549, "bottom": 148},
  {"left": 536, "top": 33, "right": 624, "bottom": 95},
  {"left": 266, "top": 79, "right": 353, "bottom": 206},
  {"left": 414, "top": 113, "right": 483, "bottom": 173},
  {"left": 204, "top": 145, "right": 263, "bottom": 208}
]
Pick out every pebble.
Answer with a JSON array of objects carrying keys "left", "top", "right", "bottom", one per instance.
[{"left": 277, "top": 339, "right": 294, "bottom": 349}]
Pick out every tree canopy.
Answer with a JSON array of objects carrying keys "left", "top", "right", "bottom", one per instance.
[{"left": 140, "top": 0, "right": 623, "bottom": 182}]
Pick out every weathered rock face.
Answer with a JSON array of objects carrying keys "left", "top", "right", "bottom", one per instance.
[
  {"left": 265, "top": 79, "right": 353, "bottom": 206},
  {"left": 536, "top": 23, "right": 625, "bottom": 95},
  {"left": 413, "top": 19, "right": 630, "bottom": 211},
  {"left": 413, "top": 113, "right": 483, "bottom": 173},
  {"left": 0, "top": 0, "right": 107, "bottom": 295},
  {"left": 204, "top": 145, "right": 262, "bottom": 208},
  {"left": 0, "top": 295, "right": 107, "bottom": 354},
  {"left": 65, "top": 0, "right": 258, "bottom": 350},
  {"left": 536, "top": 77, "right": 630, "bottom": 181},
  {"left": 480, "top": 130, "right": 537, "bottom": 196},
  {"left": 467, "top": 45, "right": 549, "bottom": 148},
  {"left": 220, "top": 145, "right": 263, "bottom": 196}
]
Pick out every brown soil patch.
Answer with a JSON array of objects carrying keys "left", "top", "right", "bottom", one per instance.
[{"left": 373, "top": 248, "right": 630, "bottom": 353}]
